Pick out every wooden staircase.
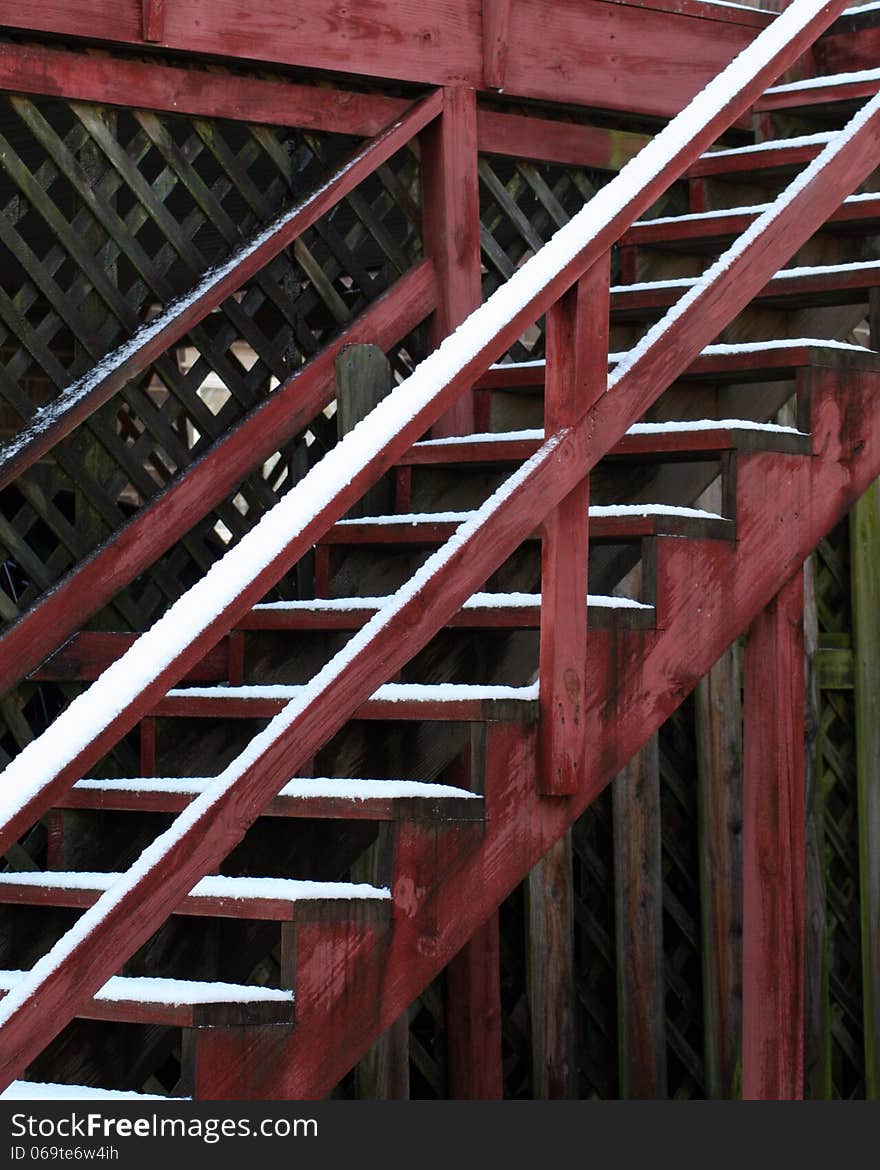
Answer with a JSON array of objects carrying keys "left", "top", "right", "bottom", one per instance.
[{"left": 1, "top": 0, "right": 879, "bottom": 1101}]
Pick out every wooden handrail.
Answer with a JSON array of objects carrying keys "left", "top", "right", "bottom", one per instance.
[
  {"left": 0, "top": 0, "right": 856, "bottom": 1089},
  {"left": 0, "top": 87, "right": 442, "bottom": 492}
]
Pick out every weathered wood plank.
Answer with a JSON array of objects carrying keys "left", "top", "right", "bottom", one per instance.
[
  {"left": 446, "top": 914, "right": 503, "bottom": 1098},
  {"left": 481, "top": 0, "right": 511, "bottom": 90},
  {"left": 613, "top": 738, "right": 667, "bottom": 1098},
  {"left": 421, "top": 86, "right": 481, "bottom": 436},
  {"left": 742, "top": 569, "right": 805, "bottom": 1100},
  {"left": 528, "top": 833, "right": 576, "bottom": 1098},
  {"left": 849, "top": 481, "right": 880, "bottom": 1098},
  {"left": 695, "top": 643, "right": 743, "bottom": 1099}
]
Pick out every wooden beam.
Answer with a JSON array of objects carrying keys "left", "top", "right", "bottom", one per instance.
[
  {"left": 849, "top": 480, "right": 880, "bottom": 1098},
  {"left": 539, "top": 259, "right": 609, "bottom": 795},
  {"left": 742, "top": 568, "right": 805, "bottom": 1100},
  {"left": 481, "top": 0, "right": 511, "bottom": 90},
  {"left": 0, "top": 0, "right": 766, "bottom": 120},
  {"left": 527, "top": 833, "right": 576, "bottom": 1098},
  {"left": 0, "top": 41, "right": 409, "bottom": 136},
  {"left": 141, "top": 0, "right": 165, "bottom": 42},
  {"left": 446, "top": 913, "right": 503, "bottom": 1098},
  {"left": 421, "top": 86, "right": 482, "bottom": 436},
  {"left": 613, "top": 737, "right": 667, "bottom": 1098},
  {"left": 477, "top": 109, "right": 649, "bottom": 170},
  {"left": 803, "top": 553, "right": 831, "bottom": 1099},
  {"left": 695, "top": 643, "right": 743, "bottom": 1100}
]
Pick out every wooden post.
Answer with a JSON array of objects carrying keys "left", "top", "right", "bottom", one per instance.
[
  {"left": 849, "top": 480, "right": 880, "bottom": 1099},
  {"left": 742, "top": 569, "right": 805, "bottom": 1100},
  {"left": 356, "top": 1014, "right": 410, "bottom": 1100},
  {"left": 482, "top": 0, "right": 512, "bottom": 90},
  {"left": 538, "top": 256, "right": 609, "bottom": 795},
  {"left": 527, "top": 831, "right": 576, "bottom": 1098},
  {"left": 803, "top": 553, "right": 831, "bottom": 1099},
  {"left": 420, "top": 86, "right": 481, "bottom": 438},
  {"left": 335, "top": 344, "right": 394, "bottom": 518},
  {"left": 446, "top": 913, "right": 503, "bottom": 1099},
  {"left": 695, "top": 644, "right": 743, "bottom": 1099},
  {"left": 613, "top": 736, "right": 667, "bottom": 1098}
]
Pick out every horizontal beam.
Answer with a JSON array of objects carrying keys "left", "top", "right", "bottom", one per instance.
[
  {"left": 477, "top": 109, "right": 649, "bottom": 169},
  {"left": 0, "top": 40, "right": 411, "bottom": 135},
  {"left": 0, "top": 0, "right": 764, "bottom": 119}
]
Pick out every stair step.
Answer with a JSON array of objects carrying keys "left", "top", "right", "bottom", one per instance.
[
  {"left": 686, "top": 132, "right": 836, "bottom": 178},
  {"left": 0, "top": 970, "right": 295, "bottom": 1027},
  {"left": 622, "top": 191, "right": 880, "bottom": 249},
  {"left": 156, "top": 681, "right": 541, "bottom": 721},
  {"left": 2, "top": 1080, "right": 179, "bottom": 1100},
  {"left": 59, "top": 776, "right": 484, "bottom": 820},
  {"left": 321, "top": 505, "right": 732, "bottom": 546},
  {"left": 400, "top": 420, "right": 810, "bottom": 466},
  {"left": 243, "top": 591, "right": 654, "bottom": 632},
  {"left": 0, "top": 872, "right": 391, "bottom": 921},
  {"left": 756, "top": 66, "right": 880, "bottom": 112},
  {"left": 610, "top": 260, "right": 880, "bottom": 318},
  {"left": 475, "top": 339, "right": 877, "bottom": 391}
]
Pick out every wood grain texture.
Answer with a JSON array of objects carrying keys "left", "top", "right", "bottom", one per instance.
[
  {"left": 742, "top": 569, "right": 805, "bottom": 1100},
  {"left": 446, "top": 913, "right": 503, "bottom": 1098},
  {"left": 613, "top": 738, "right": 667, "bottom": 1098}
]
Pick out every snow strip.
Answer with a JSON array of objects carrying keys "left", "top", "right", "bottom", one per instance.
[
  {"left": 700, "top": 131, "right": 835, "bottom": 159},
  {"left": 165, "top": 682, "right": 541, "bottom": 702},
  {"left": 765, "top": 66, "right": 880, "bottom": 94},
  {"left": 612, "top": 257, "right": 880, "bottom": 295},
  {"left": 491, "top": 338, "right": 873, "bottom": 375},
  {"left": 254, "top": 591, "right": 651, "bottom": 611},
  {"left": 589, "top": 504, "right": 725, "bottom": 519},
  {"left": 336, "top": 510, "right": 471, "bottom": 527},
  {"left": 627, "top": 419, "right": 801, "bottom": 434},
  {"left": 0, "top": 970, "right": 293, "bottom": 1006},
  {"left": 0, "top": 871, "right": 390, "bottom": 901},
  {"left": 72, "top": 776, "right": 480, "bottom": 800},
  {"left": 636, "top": 191, "right": 880, "bottom": 226},
  {"left": 2, "top": 1082, "right": 176, "bottom": 1101},
  {"left": 0, "top": 0, "right": 846, "bottom": 1036},
  {"left": 412, "top": 428, "right": 544, "bottom": 448}
]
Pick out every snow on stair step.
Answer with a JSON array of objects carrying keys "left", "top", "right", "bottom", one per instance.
[
  {"left": 60, "top": 775, "right": 485, "bottom": 820},
  {"left": 156, "top": 681, "right": 541, "bottom": 722},
  {"left": 0, "top": 969, "right": 295, "bottom": 1027},
  {"left": 2, "top": 1081, "right": 182, "bottom": 1100},
  {"left": 0, "top": 871, "right": 391, "bottom": 921},
  {"left": 243, "top": 590, "right": 655, "bottom": 632},
  {"left": 758, "top": 66, "right": 880, "bottom": 111}
]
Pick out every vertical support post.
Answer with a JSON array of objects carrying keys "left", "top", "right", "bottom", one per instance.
[
  {"left": 420, "top": 86, "right": 482, "bottom": 438},
  {"left": 447, "top": 913, "right": 503, "bottom": 1098},
  {"left": 613, "top": 736, "right": 667, "bottom": 1098},
  {"left": 695, "top": 643, "right": 743, "bottom": 1099},
  {"left": 803, "top": 553, "right": 831, "bottom": 1099},
  {"left": 849, "top": 480, "right": 880, "bottom": 1098},
  {"left": 528, "top": 831, "right": 576, "bottom": 1098},
  {"left": 356, "top": 1014, "right": 410, "bottom": 1100},
  {"left": 742, "top": 569, "right": 805, "bottom": 1100},
  {"left": 336, "top": 344, "right": 394, "bottom": 518},
  {"left": 538, "top": 255, "right": 610, "bottom": 795},
  {"left": 482, "top": 0, "right": 512, "bottom": 90}
]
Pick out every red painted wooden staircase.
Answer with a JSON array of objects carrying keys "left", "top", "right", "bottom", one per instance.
[{"left": 1, "top": 0, "right": 879, "bottom": 1100}]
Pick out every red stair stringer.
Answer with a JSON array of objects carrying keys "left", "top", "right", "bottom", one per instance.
[{"left": 221, "top": 360, "right": 880, "bottom": 1099}]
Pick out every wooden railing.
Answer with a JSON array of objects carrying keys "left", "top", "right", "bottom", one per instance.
[{"left": 0, "top": 0, "right": 859, "bottom": 1090}]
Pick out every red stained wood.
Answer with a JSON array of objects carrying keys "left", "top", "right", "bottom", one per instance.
[
  {"left": 184, "top": 1024, "right": 297, "bottom": 1100},
  {"left": 151, "top": 692, "right": 538, "bottom": 723},
  {"left": 31, "top": 634, "right": 230, "bottom": 683},
  {"left": 742, "top": 569, "right": 805, "bottom": 1100},
  {"left": 141, "top": 0, "right": 165, "bottom": 41},
  {"left": 0, "top": 89, "right": 442, "bottom": 495},
  {"left": 481, "top": 0, "right": 511, "bottom": 89},
  {"left": 0, "top": 9, "right": 854, "bottom": 1086},
  {"left": 0, "top": 260, "right": 435, "bottom": 697},
  {"left": 756, "top": 74, "right": 880, "bottom": 112},
  {"left": 813, "top": 17, "right": 880, "bottom": 79},
  {"left": 446, "top": 913, "right": 503, "bottom": 1098},
  {"left": 0, "top": 41, "right": 410, "bottom": 136},
  {"left": 622, "top": 193, "right": 880, "bottom": 248},
  {"left": 539, "top": 262, "right": 608, "bottom": 795},
  {"left": 422, "top": 86, "right": 482, "bottom": 436},
  {"left": 685, "top": 140, "right": 825, "bottom": 179},
  {"left": 477, "top": 109, "right": 648, "bottom": 170},
  {"left": 0, "top": 0, "right": 768, "bottom": 120}
]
